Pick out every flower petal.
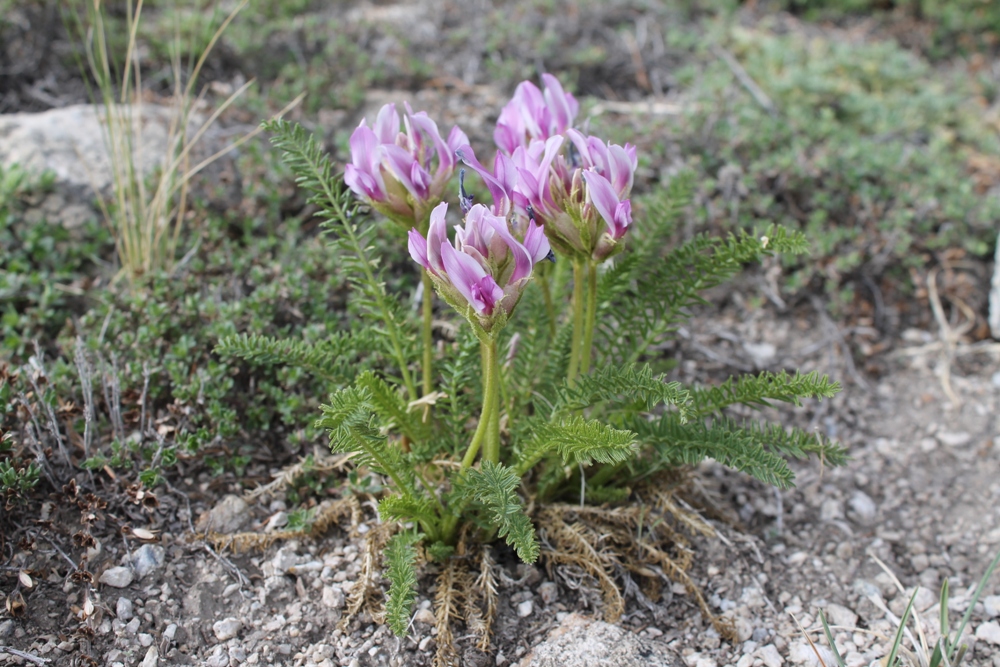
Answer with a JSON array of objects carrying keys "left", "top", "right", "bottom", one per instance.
[
  {"left": 373, "top": 103, "right": 399, "bottom": 144},
  {"left": 441, "top": 242, "right": 491, "bottom": 313},
  {"left": 582, "top": 170, "right": 621, "bottom": 229},
  {"left": 426, "top": 202, "right": 449, "bottom": 273},
  {"left": 408, "top": 228, "right": 430, "bottom": 270}
]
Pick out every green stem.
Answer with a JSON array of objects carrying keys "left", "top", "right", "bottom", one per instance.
[
  {"left": 538, "top": 261, "right": 556, "bottom": 338},
  {"left": 459, "top": 339, "right": 499, "bottom": 472},
  {"left": 567, "top": 259, "right": 586, "bottom": 384},
  {"left": 421, "top": 269, "right": 434, "bottom": 399},
  {"left": 580, "top": 260, "right": 597, "bottom": 376},
  {"left": 482, "top": 340, "right": 501, "bottom": 465}
]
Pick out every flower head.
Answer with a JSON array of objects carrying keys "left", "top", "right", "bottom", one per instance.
[
  {"left": 345, "top": 103, "right": 469, "bottom": 231},
  {"left": 408, "top": 201, "right": 550, "bottom": 331},
  {"left": 494, "top": 74, "right": 579, "bottom": 155}
]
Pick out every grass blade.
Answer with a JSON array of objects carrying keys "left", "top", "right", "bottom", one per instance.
[{"left": 819, "top": 610, "right": 847, "bottom": 667}]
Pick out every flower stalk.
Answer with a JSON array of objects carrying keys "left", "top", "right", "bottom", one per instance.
[
  {"left": 581, "top": 260, "right": 597, "bottom": 375},
  {"left": 567, "top": 259, "right": 586, "bottom": 384},
  {"left": 420, "top": 268, "right": 434, "bottom": 401}
]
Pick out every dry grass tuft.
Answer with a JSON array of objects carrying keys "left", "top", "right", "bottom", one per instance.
[{"left": 203, "top": 496, "right": 358, "bottom": 553}]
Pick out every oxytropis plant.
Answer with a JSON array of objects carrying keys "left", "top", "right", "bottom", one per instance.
[{"left": 221, "top": 73, "right": 845, "bottom": 649}]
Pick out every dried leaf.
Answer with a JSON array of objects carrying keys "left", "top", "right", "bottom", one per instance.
[
  {"left": 18, "top": 570, "right": 33, "bottom": 588},
  {"left": 131, "top": 527, "right": 157, "bottom": 541}
]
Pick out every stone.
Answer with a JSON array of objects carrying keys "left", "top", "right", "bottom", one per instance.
[
  {"left": 758, "top": 644, "right": 783, "bottom": 667},
  {"left": 206, "top": 646, "right": 230, "bottom": 667},
  {"left": 519, "top": 613, "right": 679, "bottom": 666},
  {"left": 116, "top": 597, "right": 134, "bottom": 621},
  {"left": 847, "top": 492, "right": 877, "bottom": 525},
  {"left": 538, "top": 581, "right": 559, "bottom": 605},
  {"left": 100, "top": 566, "right": 134, "bottom": 589},
  {"left": 824, "top": 603, "right": 858, "bottom": 629},
  {"left": 321, "top": 585, "right": 345, "bottom": 610},
  {"left": 976, "top": 621, "right": 1000, "bottom": 645},
  {"left": 212, "top": 617, "right": 242, "bottom": 641},
  {"left": 743, "top": 341, "right": 777, "bottom": 367},
  {"left": 138, "top": 632, "right": 154, "bottom": 647},
  {"left": 788, "top": 641, "right": 834, "bottom": 666},
  {"left": 413, "top": 608, "right": 436, "bottom": 625},
  {"left": 229, "top": 644, "right": 247, "bottom": 662},
  {"left": 517, "top": 600, "right": 534, "bottom": 618},
  {"left": 984, "top": 595, "right": 1000, "bottom": 618},
  {"left": 820, "top": 499, "right": 844, "bottom": 522},
  {"left": 129, "top": 544, "right": 166, "bottom": 580},
  {"left": 140, "top": 646, "right": 158, "bottom": 667},
  {"left": 936, "top": 431, "right": 971, "bottom": 447},
  {"left": 196, "top": 495, "right": 250, "bottom": 534},
  {"left": 0, "top": 620, "right": 13, "bottom": 638},
  {"left": 0, "top": 104, "right": 239, "bottom": 228},
  {"left": 265, "top": 511, "right": 289, "bottom": 531},
  {"left": 736, "top": 655, "right": 754, "bottom": 667}
]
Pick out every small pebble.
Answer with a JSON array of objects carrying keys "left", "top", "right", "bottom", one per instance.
[
  {"left": 100, "top": 566, "right": 134, "bottom": 589},
  {"left": 212, "top": 617, "right": 242, "bottom": 641},
  {"left": 116, "top": 597, "right": 134, "bottom": 621},
  {"left": 758, "top": 643, "right": 783, "bottom": 667},
  {"left": 976, "top": 621, "right": 1000, "bottom": 645},
  {"left": 538, "top": 581, "right": 559, "bottom": 605},
  {"left": 517, "top": 600, "right": 533, "bottom": 617},
  {"left": 413, "top": 608, "right": 436, "bottom": 625}
]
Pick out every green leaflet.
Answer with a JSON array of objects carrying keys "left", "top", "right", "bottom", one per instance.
[
  {"left": 384, "top": 530, "right": 422, "bottom": 637},
  {"left": 550, "top": 362, "right": 692, "bottom": 418},
  {"left": 464, "top": 461, "right": 539, "bottom": 563},
  {"left": 629, "top": 413, "right": 848, "bottom": 489},
  {"left": 689, "top": 370, "right": 841, "bottom": 418},
  {"left": 513, "top": 415, "right": 637, "bottom": 478}
]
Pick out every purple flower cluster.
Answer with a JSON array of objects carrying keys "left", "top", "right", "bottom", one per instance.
[
  {"left": 345, "top": 73, "right": 637, "bottom": 326},
  {"left": 345, "top": 102, "right": 469, "bottom": 230}
]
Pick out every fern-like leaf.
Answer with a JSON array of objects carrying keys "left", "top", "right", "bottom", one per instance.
[
  {"left": 514, "top": 416, "right": 637, "bottom": 477},
  {"left": 464, "top": 461, "right": 539, "bottom": 563},
  {"left": 315, "top": 385, "right": 416, "bottom": 497},
  {"left": 378, "top": 494, "right": 439, "bottom": 528},
  {"left": 689, "top": 371, "right": 840, "bottom": 417},
  {"left": 551, "top": 363, "right": 692, "bottom": 418},
  {"left": 355, "top": 371, "right": 429, "bottom": 445},
  {"left": 629, "top": 413, "right": 847, "bottom": 489},
  {"left": 384, "top": 530, "right": 422, "bottom": 637}
]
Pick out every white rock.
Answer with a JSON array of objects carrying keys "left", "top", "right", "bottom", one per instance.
[
  {"left": 538, "top": 581, "right": 559, "bottom": 605},
  {"left": 206, "top": 646, "right": 229, "bottom": 667},
  {"left": 129, "top": 544, "right": 166, "bottom": 580},
  {"left": 0, "top": 620, "right": 13, "bottom": 638},
  {"left": 413, "top": 608, "right": 436, "bottom": 625},
  {"left": 212, "top": 617, "right": 242, "bottom": 641},
  {"left": 265, "top": 511, "right": 289, "bottom": 531},
  {"left": 913, "top": 586, "right": 936, "bottom": 612},
  {"left": 520, "top": 613, "right": 676, "bottom": 666},
  {"left": 936, "top": 431, "right": 971, "bottom": 447},
  {"left": 824, "top": 603, "right": 858, "bottom": 629},
  {"left": 736, "top": 654, "right": 754, "bottom": 667},
  {"left": 100, "top": 566, "right": 134, "bottom": 589},
  {"left": 984, "top": 595, "right": 1000, "bottom": 618},
  {"left": 758, "top": 644, "right": 783, "bottom": 667},
  {"left": 139, "top": 646, "right": 158, "bottom": 667},
  {"left": 820, "top": 499, "right": 844, "bottom": 522},
  {"left": 116, "top": 597, "right": 134, "bottom": 621},
  {"left": 976, "top": 621, "right": 1000, "bottom": 645},
  {"left": 847, "top": 492, "right": 877, "bottom": 525},
  {"left": 695, "top": 658, "right": 716, "bottom": 667},
  {"left": 321, "top": 585, "right": 345, "bottom": 610},
  {"left": 744, "top": 341, "right": 777, "bottom": 367},
  {"left": 270, "top": 546, "right": 305, "bottom": 575},
  {"left": 196, "top": 495, "right": 250, "bottom": 534},
  {"left": 517, "top": 600, "right": 534, "bottom": 617},
  {"left": 138, "top": 633, "right": 153, "bottom": 647},
  {"left": 229, "top": 644, "right": 247, "bottom": 662},
  {"left": 789, "top": 641, "right": 834, "bottom": 666}
]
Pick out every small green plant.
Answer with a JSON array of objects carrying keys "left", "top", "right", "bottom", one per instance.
[
  {"left": 221, "top": 74, "right": 845, "bottom": 645},
  {"left": 0, "top": 430, "right": 40, "bottom": 509}
]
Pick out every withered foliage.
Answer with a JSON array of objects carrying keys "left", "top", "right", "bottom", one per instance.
[{"left": 204, "top": 495, "right": 359, "bottom": 553}]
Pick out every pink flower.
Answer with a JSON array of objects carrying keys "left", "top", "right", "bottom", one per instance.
[
  {"left": 407, "top": 202, "right": 551, "bottom": 328},
  {"left": 494, "top": 74, "right": 579, "bottom": 155},
  {"left": 345, "top": 103, "right": 469, "bottom": 230}
]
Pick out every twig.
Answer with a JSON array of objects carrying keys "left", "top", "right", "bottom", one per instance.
[
  {"left": 926, "top": 267, "right": 973, "bottom": 407},
  {"left": 711, "top": 44, "right": 776, "bottom": 115},
  {"left": 202, "top": 542, "right": 251, "bottom": 591},
  {"left": 0, "top": 646, "right": 51, "bottom": 665}
]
